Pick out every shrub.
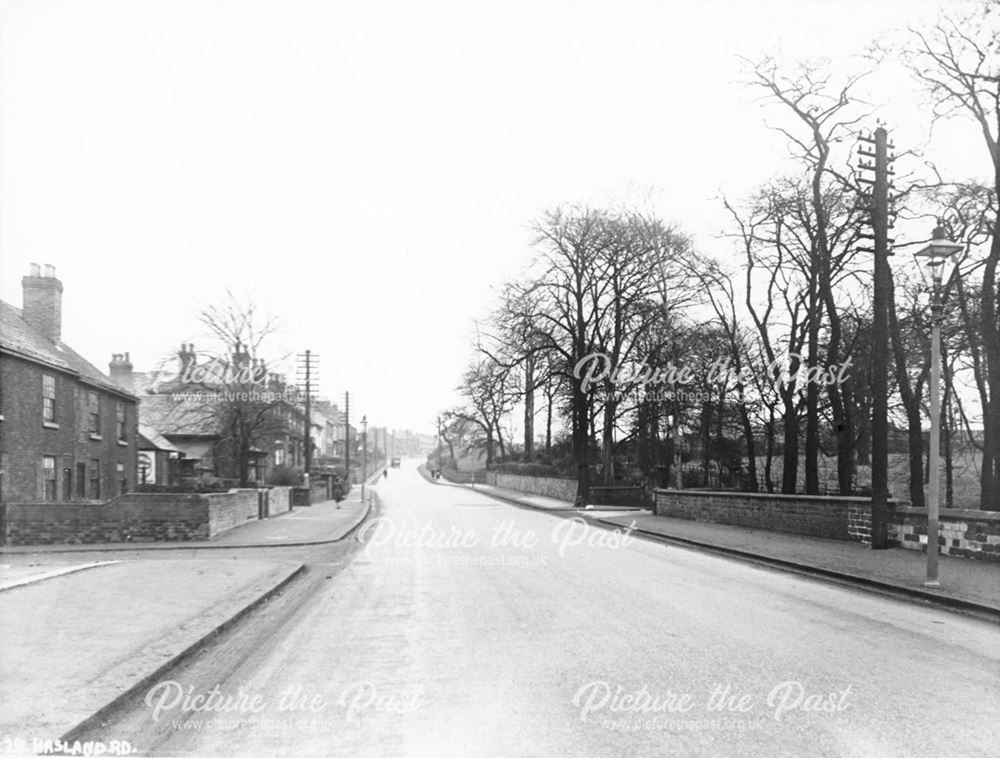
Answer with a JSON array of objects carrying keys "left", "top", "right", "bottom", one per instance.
[
  {"left": 268, "top": 465, "right": 303, "bottom": 486},
  {"left": 134, "top": 475, "right": 231, "bottom": 494}
]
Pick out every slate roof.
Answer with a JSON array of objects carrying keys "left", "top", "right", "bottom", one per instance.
[
  {"left": 139, "top": 393, "right": 220, "bottom": 437},
  {"left": 138, "top": 423, "right": 182, "bottom": 452},
  {"left": 0, "top": 300, "right": 135, "bottom": 399}
]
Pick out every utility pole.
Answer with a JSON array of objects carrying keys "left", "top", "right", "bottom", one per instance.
[
  {"left": 361, "top": 415, "right": 368, "bottom": 498},
  {"left": 437, "top": 416, "right": 443, "bottom": 477},
  {"left": 344, "top": 391, "right": 350, "bottom": 486},
  {"left": 858, "top": 125, "right": 895, "bottom": 549},
  {"left": 296, "top": 350, "right": 319, "bottom": 481}
]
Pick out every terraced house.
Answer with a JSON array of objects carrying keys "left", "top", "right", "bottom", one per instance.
[{"left": 0, "top": 264, "right": 138, "bottom": 503}]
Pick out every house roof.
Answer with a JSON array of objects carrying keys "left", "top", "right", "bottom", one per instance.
[
  {"left": 138, "top": 424, "right": 182, "bottom": 453},
  {"left": 0, "top": 300, "right": 136, "bottom": 399},
  {"left": 140, "top": 393, "right": 220, "bottom": 437}
]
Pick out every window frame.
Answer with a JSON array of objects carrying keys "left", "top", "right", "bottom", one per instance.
[
  {"left": 116, "top": 401, "right": 127, "bottom": 441},
  {"left": 88, "top": 391, "right": 101, "bottom": 436},
  {"left": 42, "top": 374, "right": 56, "bottom": 424}
]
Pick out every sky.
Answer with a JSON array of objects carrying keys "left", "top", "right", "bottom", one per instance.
[{"left": 0, "top": 0, "right": 986, "bottom": 434}]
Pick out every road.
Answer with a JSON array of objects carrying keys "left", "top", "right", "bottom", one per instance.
[{"left": 83, "top": 461, "right": 999, "bottom": 757}]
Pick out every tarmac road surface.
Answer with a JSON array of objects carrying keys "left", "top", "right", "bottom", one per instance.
[{"left": 82, "top": 461, "right": 1000, "bottom": 758}]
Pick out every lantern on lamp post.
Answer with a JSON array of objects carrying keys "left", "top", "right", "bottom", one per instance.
[{"left": 914, "top": 222, "right": 963, "bottom": 587}]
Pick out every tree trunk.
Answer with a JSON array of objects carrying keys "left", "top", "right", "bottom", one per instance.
[
  {"left": 545, "top": 393, "right": 553, "bottom": 453},
  {"left": 600, "top": 399, "right": 616, "bottom": 483},
  {"left": 781, "top": 392, "right": 799, "bottom": 494},
  {"left": 888, "top": 276, "right": 926, "bottom": 508},
  {"left": 737, "top": 384, "right": 758, "bottom": 492},
  {"left": 523, "top": 355, "right": 535, "bottom": 459}
]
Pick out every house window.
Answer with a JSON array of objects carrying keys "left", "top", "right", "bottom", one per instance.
[
  {"left": 43, "top": 456, "right": 57, "bottom": 501},
  {"left": 62, "top": 466, "right": 72, "bottom": 500},
  {"left": 117, "top": 462, "right": 127, "bottom": 496},
  {"left": 116, "top": 402, "right": 127, "bottom": 441},
  {"left": 89, "top": 459, "right": 101, "bottom": 499},
  {"left": 88, "top": 392, "right": 101, "bottom": 435},
  {"left": 76, "top": 462, "right": 87, "bottom": 498},
  {"left": 274, "top": 448, "right": 285, "bottom": 466},
  {"left": 43, "top": 374, "right": 56, "bottom": 423}
]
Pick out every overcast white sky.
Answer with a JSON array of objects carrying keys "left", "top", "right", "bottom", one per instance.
[{"left": 1, "top": 0, "right": 984, "bottom": 434}]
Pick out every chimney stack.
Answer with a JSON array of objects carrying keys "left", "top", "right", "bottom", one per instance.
[
  {"left": 178, "top": 343, "right": 197, "bottom": 379},
  {"left": 109, "top": 352, "right": 135, "bottom": 392},
  {"left": 22, "top": 263, "right": 63, "bottom": 343}
]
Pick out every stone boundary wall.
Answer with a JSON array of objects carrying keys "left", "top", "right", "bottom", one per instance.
[
  {"left": 2, "top": 490, "right": 262, "bottom": 545},
  {"left": 653, "top": 489, "right": 999, "bottom": 562},
  {"left": 442, "top": 469, "right": 487, "bottom": 485},
  {"left": 654, "top": 489, "right": 864, "bottom": 541},
  {"left": 892, "top": 506, "right": 1000, "bottom": 562},
  {"left": 485, "top": 472, "right": 578, "bottom": 502}
]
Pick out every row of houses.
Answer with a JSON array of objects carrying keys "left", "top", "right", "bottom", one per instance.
[{"left": 0, "top": 264, "right": 352, "bottom": 504}]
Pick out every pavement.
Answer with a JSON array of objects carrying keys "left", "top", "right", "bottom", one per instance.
[
  {"left": 0, "top": 484, "right": 374, "bottom": 555},
  {"left": 463, "top": 482, "right": 1000, "bottom": 618},
  {"left": 0, "top": 479, "right": 383, "bottom": 750},
  {"left": 0, "top": 557, "right": 305, "bottom": 742}
]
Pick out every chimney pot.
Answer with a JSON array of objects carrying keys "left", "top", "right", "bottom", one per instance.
[
  {"left": 29, "top": 263, "right": 40, "bottom": 277},
  {"left": 42, "top": 263, "right": 56, "bottom": 278}
]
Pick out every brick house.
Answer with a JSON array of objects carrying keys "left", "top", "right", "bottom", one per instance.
[
  {"left": 0, "top": 264, "right": 138, "bottom": 504},
  {"left": 112, "top": 344, "right": 308, "bottom": 485}
]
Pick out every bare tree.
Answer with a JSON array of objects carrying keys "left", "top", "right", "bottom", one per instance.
[
  {"left": 741, "top": 55, "right": 872, "bottom": 495},
  {"left": 905, "top": 1, "right": 1000, "bottom": 508},
  {"left": 176, "top": 291, "right": 291, "bottom": 487}
]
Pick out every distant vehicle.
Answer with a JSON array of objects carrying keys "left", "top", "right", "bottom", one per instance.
[{"left": 390, "top": 457, "right": 401, "bottom": 468}]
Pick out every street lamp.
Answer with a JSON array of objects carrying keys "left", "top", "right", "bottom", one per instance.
[
  {"left": 665, "top": 411, "right": 681, "bottom": 490},
  {"left": 914, "top": 221, "right": 963, "bottom": 588},
  {"left": 361, "top": 415, "right": 368, "bottom": 500}
]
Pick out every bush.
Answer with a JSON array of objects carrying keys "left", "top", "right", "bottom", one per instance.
[
  {"left": 487, "top": 461, "right": 571, "bottom": 478},
  {"left": 268, "top": 465, "right": 303, "bottom": 486},
  {"left": 190, "top": 474, "right": 232, "bottom": 492},
  {"left": 134, "top": 475, "right": 231, "bottom": 494}
]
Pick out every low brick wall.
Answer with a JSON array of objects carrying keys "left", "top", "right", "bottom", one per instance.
[
  {"left": 653, "top": 489, "right": 898, "bottom": 542},
  {"left": 485, "top": 472, "right": 578, "bottom": 502},
  {"left": 2, "top": 490, "right": 262, "bottom": 545},
  {"left": 205, "top": 490, "right": 259, "bottom": 535},
  {"left": 891, "top": 507, "right": 1000, "bottom": 562},
  {"left": 268, "top": 486, "right": 292, "bottom": 516}
]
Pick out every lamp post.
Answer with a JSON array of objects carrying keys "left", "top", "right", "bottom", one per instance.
[
  {"left": 361, "top": 415, "right": 368, "bottom": 500},
  {"left": 914, "top": 222, "right": 963, "bottom": 588},
  {"left": 666, "top": 412, "right": 681, "bottom": 490}
]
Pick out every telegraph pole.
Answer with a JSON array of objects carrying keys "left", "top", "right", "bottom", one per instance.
[
  {"left": 296, "top": 350, "right": 319, "bottom": 481},
  {"left": 344, "top": 391, "right": 350, "bottom": 486},
  {"left": 361, "top": 415, "right": 368, "bottom": 498},
  {"left": 437, "top": 416, "right": 443, "bottom": 477},
  {"left": 858, "top": 125, "right": 895, "bottom": 549}
]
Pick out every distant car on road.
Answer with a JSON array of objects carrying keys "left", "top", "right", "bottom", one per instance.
[{"left": 391, "top": 457, "right": 401, "bottom": 468}]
